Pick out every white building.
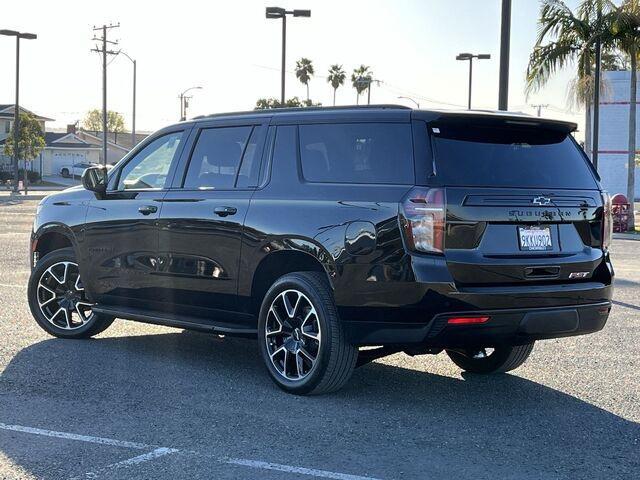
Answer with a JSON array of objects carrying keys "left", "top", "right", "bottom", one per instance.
[{"left": 595, "top": 71, "right": 640, "bottom": 200}]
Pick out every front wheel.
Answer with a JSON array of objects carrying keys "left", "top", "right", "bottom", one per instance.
[
  {"left": 258, "top": 272, "right": 357, "bottom": 395},
  {"left": 27, "top": 247, "right": 115, "bottom": 339},
  {"left": 60, "top": 168, "right": 69, "bottom": 177},
  {"left": 446, "top": 343, "right": 534, "bottom": 374}
]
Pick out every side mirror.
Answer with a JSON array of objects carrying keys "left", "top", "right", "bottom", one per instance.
[{"left": 82, "top": 166, "right": 108, "bottom": 197}]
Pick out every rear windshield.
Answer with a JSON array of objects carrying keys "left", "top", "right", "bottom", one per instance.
[{"left": 430, "top": 123, "right": 598, "bottom": 189}]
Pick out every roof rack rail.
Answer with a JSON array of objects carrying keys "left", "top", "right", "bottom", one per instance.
[{"left": 192, "top": 104, "right": 411, "bottom": 120}]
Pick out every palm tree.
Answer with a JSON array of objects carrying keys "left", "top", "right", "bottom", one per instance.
[
  {"left": 610, "top": 0, "right": 640, "bottom": 230},
  {"left": 526, "top": 0, "right": 614, "bottom": 160},
  {"left": 327, "top": 64, "right": 346, "bottom": 106},
  {"left": 295, "top": 58, "right": 314, "bottom": 102},
  {"left": 351, "top": 65, "right": 372, "bottom": 105}
]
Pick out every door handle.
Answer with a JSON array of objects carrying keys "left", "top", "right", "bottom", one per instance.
[
  {"left": 214, "top": 206, "right": 237, "bottom": 217},
  {"left": 138, "top": 205, "right": 158, "bottom": 215}
]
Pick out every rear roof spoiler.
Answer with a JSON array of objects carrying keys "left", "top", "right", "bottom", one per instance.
[{"left": 412, "top": 110, "right": 578, "bottom": 133}]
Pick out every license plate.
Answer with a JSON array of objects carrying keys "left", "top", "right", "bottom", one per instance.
[{"left": 518, "top": 226, "right": 552, "bottom": 251}]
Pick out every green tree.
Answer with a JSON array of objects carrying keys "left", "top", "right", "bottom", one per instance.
[
  {"left": 526, "top": 0, "right": 615, "bottom": 160},
  {"left": 601, "top": 48, "right": 628, "bottom": 70},
  {"left": 255, "top": 97, "right": 311, "bottom": 109},
  {"left": 3, "top": 112, "right": 45, "bottom": 162},
  {"left": 351, "top": 65, "right": 372, "bottom": 105},
  {"left": 610, "top": 0, "right": 640, "bottom": 230},
  {"left": 327, "top": 64, "right": 346, "bottom": 106},
  {"left": 295, "top": 58, "right": 315, "bottom": 102},
  {"left": 82, "top": 109, "right": 127, "bottom": 134}
]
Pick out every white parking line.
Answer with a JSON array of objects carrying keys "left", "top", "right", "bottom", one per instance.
[
  {"left": 0, "top": 422, "right": 384, "bottom": 480},
  {"left": 227, "top": 458, "right": 384, "bottom": 480},
  {"left": 0, "top": 423, "right": 150, "bottom": 450},
  {"left": 79, "top": 447, "right": 179, "bottom": 479}
]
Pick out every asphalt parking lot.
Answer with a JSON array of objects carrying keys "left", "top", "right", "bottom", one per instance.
[{"left": 0, "top": 199, "right": 638, "bottom": 480}]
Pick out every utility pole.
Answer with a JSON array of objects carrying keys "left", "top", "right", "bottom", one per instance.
[
  {"left": 366, "top": 79, "right": 380, "bottom": 105},
  {"left": 498, "top": 0, "right": 512, "bottom": 110},
  {"left": 91, "top": 23, "right": 119, "bottom": 166},
  {"left": 179, "top": 86, "right": 202, "bottom": 121},
  {"left": 531, "top": 104, "right": 549, "bottom": 117},
  {"left": 592, "top": 7, "right": 603, "bottom": 170}
]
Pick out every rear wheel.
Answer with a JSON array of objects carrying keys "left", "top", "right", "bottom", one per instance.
[
  {"left": 61, "top": 168, "right": 69, "bottom": 177},
  {"left": 28, "top": 248, "right": 115, "bottom": 339},
  {"left": 258, "top": 272, "right": 357, "bottom": 395},
  {"left": 446, "top": 343, "right": 534, "bottom": 374}
]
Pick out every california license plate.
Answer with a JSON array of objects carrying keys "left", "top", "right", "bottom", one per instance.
[{"left": 518, "top": 226, "right": 552, "bottom": 251}]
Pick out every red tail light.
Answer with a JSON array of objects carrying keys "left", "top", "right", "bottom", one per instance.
[
  {"left": 601, "top": 191, "right": 613, "bottom": 250},
  {"left": 399, "top": 187, "right": 446, "bottom": 253},
  {"left": 447, "top": 316, "right": 490, "bottom": 325}
]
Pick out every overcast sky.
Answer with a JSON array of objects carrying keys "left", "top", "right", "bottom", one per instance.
[{"left": 1, "top": 0, "right": 583, "bottom": 135}]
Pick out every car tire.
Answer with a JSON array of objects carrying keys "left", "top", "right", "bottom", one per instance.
[
  {"left": 258, "top": 272, "right": 357, "bottom": 395},
  {"left": 27, "top": 247, "right": 115, "bottom": 339},
  {"left": 61, "top": 168, "right": 69, "bottom": 178},
  {"left": 446, "top": 343, "right": 534, "bottom": 374}
]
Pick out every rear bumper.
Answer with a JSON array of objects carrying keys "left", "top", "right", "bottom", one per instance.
[
  {"left": 337, "top": 252, "right": 614, "bottom": 346},
  {"left": 343, "top": 301, "right": 612, "bottom": 347}
]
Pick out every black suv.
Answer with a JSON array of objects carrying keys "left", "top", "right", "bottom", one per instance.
[{"left": 28, "top": 106, "right": 614, "bottom": 395}]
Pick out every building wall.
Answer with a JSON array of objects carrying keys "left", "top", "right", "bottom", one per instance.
[{"left": 596, "top": 71, "right": 640, "bottom": 200}]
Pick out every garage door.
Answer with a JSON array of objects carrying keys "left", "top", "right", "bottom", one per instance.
[{"left": 52, "top": 152, "right": 86, "bottom": 175}]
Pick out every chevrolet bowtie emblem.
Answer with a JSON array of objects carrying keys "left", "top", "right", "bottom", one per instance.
[{"left": 533, "top": 196, "right": 552, "bottom": 206}]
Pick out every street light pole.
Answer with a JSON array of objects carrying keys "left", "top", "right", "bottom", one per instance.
[
  {"left": 397, "top": 96, "right": 420, "bottom": 108},
  {"left": 0, "top": 29, "right": 37, "bottom": 193},
  {"left": 119, "top": 51, "right": 137, "bottom": 148},
  {"left": 266, "top": 7, "right": 311, "bottom": 105},
  {"left": 456, "top": 53, "right": 491, "bottom": 110},
  {"left": 179, "top": 86, "right": 202, "bottom": 121},
  {"left": 498, "top": 0, "right": 512, "bottom": 111},
  {"left": 281, "top": 14, "right": 286, "bottom": 105}
]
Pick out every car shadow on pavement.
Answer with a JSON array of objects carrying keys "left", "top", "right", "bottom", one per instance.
[{"left": 0, "top": 329, "right": 638, "bottom": 480}]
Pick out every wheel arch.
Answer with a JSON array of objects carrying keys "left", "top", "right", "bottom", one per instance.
[
  {"left": 32, "top": 224, "right": 78, "bottom": 265},
  {"left": 249, "top": 248, "right": 335, "bottom": 316}
]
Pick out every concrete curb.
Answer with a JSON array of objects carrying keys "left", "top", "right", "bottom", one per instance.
[
  {"left": 0, "top": 194, "right": 47, "bottom": 201},
  {"left": 613, "top": 233, "right": 640, "bottom": 241}
]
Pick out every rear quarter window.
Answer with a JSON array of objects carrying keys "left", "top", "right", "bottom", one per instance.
[
  {"left": 299, "top": 123, "right": 414, "bottom": 184},
  {"left": 430, "top": 123, "right": 598, "bottom": 189}
]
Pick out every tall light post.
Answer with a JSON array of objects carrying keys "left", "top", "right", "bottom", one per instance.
[
  {"left": 265, "top": 7, "right": 311, "bottom": 105},
  {"left": 179, "top": 86, "right": 202, "bottom": 121},
  {"left": 0, "top": 29, "right": 37, "bottom": 193},
  {"left": 119, "top": 50, "right": 137, "bottom": 149},
  {"left": 498, "top": 0, "right": 512, "bottom": 111},
  {"left": 397, "top": 96, "right": 420, "bottom": 108},
  {"left": 456, "top": 53, "right": 491, "bottom": 110}
]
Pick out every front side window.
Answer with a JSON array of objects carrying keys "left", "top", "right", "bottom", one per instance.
[
  {"left": 183, "top": 126, "right": 253, "bottom": 189},
  {"left": 117, "top": 132, "right": 183, "bottom": 190},
  {"left": 299, "top": 123, "right": 414, "bottom": 184}
]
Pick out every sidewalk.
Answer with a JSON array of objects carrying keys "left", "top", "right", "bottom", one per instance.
[{"left": 0, "top": 189, "right": 63, "bottom": 201}]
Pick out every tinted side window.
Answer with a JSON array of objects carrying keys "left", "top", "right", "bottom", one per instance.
[
  {"left": 184, "top": 126, "right": 252, "bottom": 189},
  {"left": 299, "top": 123, "right": 414, "bottom": 184},
  {"left": 117, "top": 131, "right": 183, "bottom": 190}
]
